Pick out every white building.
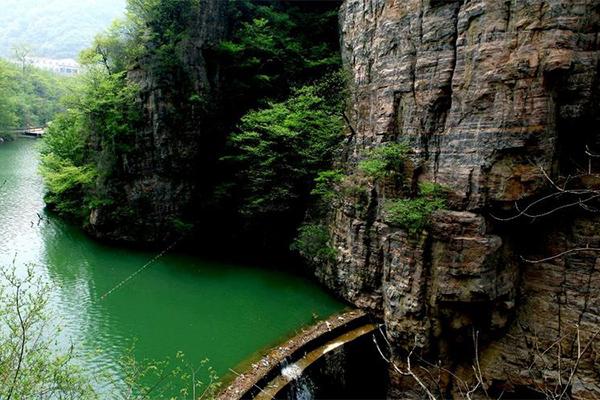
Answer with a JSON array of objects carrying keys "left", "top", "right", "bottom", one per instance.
[{"left": 26, "top": 57, "right": 81, "bottom": 76}]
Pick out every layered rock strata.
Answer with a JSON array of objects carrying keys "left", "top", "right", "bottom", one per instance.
[{"left": 318, "top": 0, "right": 600, "bottom": 397}]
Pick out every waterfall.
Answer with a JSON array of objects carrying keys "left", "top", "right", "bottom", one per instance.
[{"left": 281, "top": 362, "right": 315, "bottom": 400}]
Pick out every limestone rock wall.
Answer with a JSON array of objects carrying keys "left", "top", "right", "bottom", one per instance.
[
  {"left": 320, "top": 0, "right": 600, "bottom": 396},
  {"left": 88, "top": 0, "right": 227, "bottom": 242}
]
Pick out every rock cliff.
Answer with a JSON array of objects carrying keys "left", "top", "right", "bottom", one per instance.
[
  {"left": 319, "top": 0, "right": 600, "bottom": 397},
  {"left": 88, "top": 0, "right": 227, "bottom": 242}
]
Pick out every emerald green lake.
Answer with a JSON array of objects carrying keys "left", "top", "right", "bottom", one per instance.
[{"left": 0, "top": 138, "right": 344, "bottom": 393}]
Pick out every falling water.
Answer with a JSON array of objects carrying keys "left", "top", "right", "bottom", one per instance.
[
  {"left": 281, "top": 362, "right": 315, "bottom": 400},
  {"left": 281, "top": 363, "right": 302, "bottom": 381}
]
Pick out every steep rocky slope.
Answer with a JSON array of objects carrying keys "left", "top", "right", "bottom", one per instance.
[
  {"left": 88, "top": 0, "right": 227, "bottom": 242},
  {"left": 318, "top": 0, "right": 600, "bottom": 397}
]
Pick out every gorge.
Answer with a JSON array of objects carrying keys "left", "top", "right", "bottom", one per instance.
[{"left": 2, "top": 0, "right": 599, "bottom": 398}]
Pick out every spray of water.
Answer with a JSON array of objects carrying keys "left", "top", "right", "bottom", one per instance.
[{"left": 281, "top": 363, "right": 303, "bottom": 381}]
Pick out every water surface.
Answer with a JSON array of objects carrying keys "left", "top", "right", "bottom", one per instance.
[{"left": 0, "top": 139, "right": 344, "bottom": 393}]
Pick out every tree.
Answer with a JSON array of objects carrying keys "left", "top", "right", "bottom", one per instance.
[
  {"left": 221, "top": 80, "right": 344, "bottom": 244},
  {"left": 0, "top": 266, "right": 96, "bottom": 399},
  {"left": 12, "top": 44, "right": 32, "bottom": 74},
  {"left": 219, "top": 1, "right": 342, "bottom": 117},
  {"left": 0, "top": 63, "right": 18, "bottom": 130},
  {"left": 0, "top": 265, "right": 221, "bottom": 399},
  {"left": 80, "top": 20, "right": 138, "bottom": 75},
  {"left": 39, "top": 66, "right": 140, "bottom": 220},
  {"left": 0, "top": 58, "right": 74, "bottom": 131}
]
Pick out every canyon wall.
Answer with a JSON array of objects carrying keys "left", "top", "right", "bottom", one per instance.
[
  {"left": 88, "top": 0, "right": 227, "bottom": 242},
  {"left": 319, "top": 0, "right": 600, "bottom": 397}
]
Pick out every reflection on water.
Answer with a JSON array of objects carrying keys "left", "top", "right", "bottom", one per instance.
[{"left": 0, "top": 139, "right": 344, "bottom": 391}]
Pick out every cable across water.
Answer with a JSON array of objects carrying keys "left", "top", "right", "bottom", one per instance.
[{"left": 98, "top": 237, "right": 182, "bottom": 301}]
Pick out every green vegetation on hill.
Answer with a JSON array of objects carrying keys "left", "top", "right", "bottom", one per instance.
[
  {"left": 215, "top": 1, "right": 345, "bottom": 250},
  {"left": 221, "top": 77, "right": 345, "bottom": 239},
  {"left": 0, "top": 59, "right": 74, "bottom": 134},
  {"left": 0, "top": 0, "right": 125, "bottom": 59},
  {"left": 219, "top": 0, "right": 342, "bottom": 116},
  {"left": 40, "top": 0, "right": 345, "bottom": 253},
  {"left": 40, "top": 67, "right": 141, "bottom": 219},
  {"left": 39, "top": 0, "right": 207, "bottom": 221}
]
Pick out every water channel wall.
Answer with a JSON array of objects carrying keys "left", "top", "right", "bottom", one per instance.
[
  {"left": 275, "top": 332, "right": 388, "bottom": 400},
  {"left": 219, "top": 310, "right": 389, "bottom": 400}
]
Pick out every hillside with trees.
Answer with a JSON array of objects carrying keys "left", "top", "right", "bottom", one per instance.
[
  {"left": 0, "top": 59, "right": 74, "bottom": 135},
  {"left": 0, "top": 0, "right": 125, "bottom": 59}
]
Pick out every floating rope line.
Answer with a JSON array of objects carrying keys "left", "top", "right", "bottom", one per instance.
[{"left": 99, "top": 238, "right": 182, "bottom": 301}]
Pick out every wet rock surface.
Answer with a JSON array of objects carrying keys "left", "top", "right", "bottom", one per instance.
[{"left": 318, "top": 0, "right": 600, "bottom": 397}]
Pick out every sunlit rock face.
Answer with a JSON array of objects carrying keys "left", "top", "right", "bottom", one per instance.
[
  {"left": 88, "top": 0, "right": 227, "bottom": 243},
  {"left": 317, "top": 0, "right": 600, "bottom": 396}
]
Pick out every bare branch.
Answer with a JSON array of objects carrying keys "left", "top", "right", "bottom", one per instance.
[
  {"left": 557, "top": 328, "right": 600, "bottom": 400},
  {"left": 491, "top": 158, "right": 600, "bottom": 222},
  {"left": 521, "top": 247, "right": 600, "bottom": 264},
  {"left": 491, "top": 192, "right": 600, "bottom": 222},
  {"left": 472, "top": 330, "right": 489, "bottom": 399},
  {"left": 6, "top": 285, "right": 25, "bottom": 400},
  {"left": 538, "top": 164, "right": 565, "bottom": 192},
  {"left": 585, "top": 145, "right": 600, "bottom": 158},
  {"left": 372, "top": 333, "right": 437, "bottom": 400}
]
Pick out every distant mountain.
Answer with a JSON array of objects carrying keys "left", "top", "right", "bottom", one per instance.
[{"left": 0, "top": 0, "right": 126, "bottom": 59}]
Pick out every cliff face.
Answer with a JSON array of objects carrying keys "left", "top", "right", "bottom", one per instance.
[
  {"left": 320, "top": 0, "right": 600, "bottom": 396},
  {"left": 88, "top": 0, "right": 227, "bottom": 242}
]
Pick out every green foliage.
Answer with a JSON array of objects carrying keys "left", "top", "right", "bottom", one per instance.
[
  {"left": 80, "top": 19, "right": 140, "bottom": 75},
  {"left": 171, "top": 218, "right": 194, "bottom": 234},
  {"left": 216, "top": 0, "right": 345, "bottom": 248},
  {"left": 312, "top": 170, "right": 344, "bottom": 203},
  {"left": 40, "top": 67, "right": 139, "bottom": 220},
  {"left": 0, "top": 265, "right": 220, "bottom": 399},
  {"left": 223, "top": 82, "right": 343, "bottom": 223},
  {"left": 384, "top": 182, "right": 447, "bottom": 235},
  {"left": 219, "top": 1, "right": 342, "bottom": 114},
  {"left": 0, "top": 265, "right": 97, "bottom": 399},
  {"left": 359, "top": 142, "right": 409, "bottom": 180},
  {"left": 125, "top": 0, "right": 202, "bottom": 78},
  {"left": 0, "top": 63, "right": 17, "bottom": 129},
  {"left": 78, "top": 0, "right": 202, "bottom": 80},
  {"left": 0, "top": 59, "right": 74, "bottom": 130},
  {"left": 39, "top": 154, "right": 97, "bottom": 215},
  {"left": 80, "top": 69, "right": 140, "bottom": 146},
  {"left": 291, "top": 224, "right": 337, "bottom": 264},
  {"left": 114, "top": 348, "right": 220, "bottom": 399},
  {"left": 419, "top": 180, "right": 447, "bottom": 198},
  {"left": 0, "top": 0, "right": 125, "bottom": 59},
  {"left": 39, "top": 107, "right": 91, "bottom": 218},
  {"left": 41, "top": 110, "right": 87, "bottom": 163}
]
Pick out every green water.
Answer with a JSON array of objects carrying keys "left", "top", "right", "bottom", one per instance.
[{"left": 0, "top": 139, "right": 344, "bottom": 392}]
